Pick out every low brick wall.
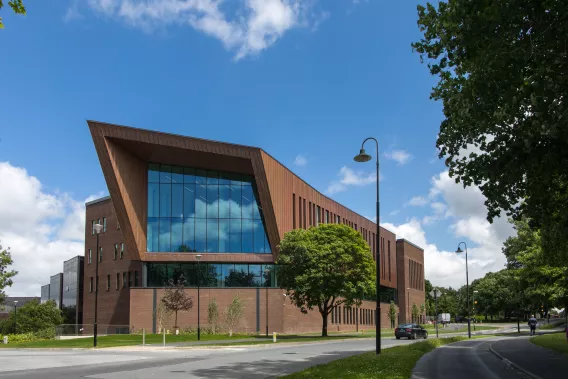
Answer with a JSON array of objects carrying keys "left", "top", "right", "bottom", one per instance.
[{"left": 130, "top": 288, "right": 392, "bottom": 334}]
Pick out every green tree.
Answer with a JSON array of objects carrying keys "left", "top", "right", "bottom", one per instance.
[
  {"left": 503, "top": 219, "right": 568, "bottom": 314},
  {"left": 0, "top": 0, "right": 26, "bottom": 28},
  {"left": 161, "top": 276, "right": 194, "bottom": 330},
  {"left": 411, "top": 303, "right": 419, "bottom": 323},
  {"left": 420, "top": 304, "right": 426, "bottom": 323},
  {"left": 208, "top": 298, "right": 219, "bottom": 335},
  {"left": 424, "top": 279, "right": 435, "bottom": 316},
  {"left": 0, "top": 243, "right": 17, "bottom": 306},
  {"left": 225, "top": 294, "right": 245, "bottom": 337},
  {"left": 3, "top": 299, "right": 63, "bottom": 334},
  {"left": 277, "top": 224, "right": 375, "bottom": 336},
  {"left": 387, "top": 301, "right": 397, "bottom": 329},
  {"left": 224, "top": 269, "right": 255, "bottom": 287},
  {"left": 412, "top": 0, "right": 568, "bottom": 260}
]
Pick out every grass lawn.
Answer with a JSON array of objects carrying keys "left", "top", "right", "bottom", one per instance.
[
  {"left": 0, "top": 331, "right": 379, "bottom": 349},
  {"left": 281, "top": 336, "right": 470, "bottom": 379},
  {"left": 531, "top": 333, "right": 568, "bottom": 356},
  {"left": 0, "top": 333, "right": 258, "bottom": 348},
  {"left": 539, "top": 321, "right": 566, "bottom": 330}
]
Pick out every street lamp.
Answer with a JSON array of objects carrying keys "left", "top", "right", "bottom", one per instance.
[
  {"left": 455, "top": 242, "right": 471, "bottom": 338},
  {"left": 196, "top": 254, "right": 202, "bottom": 341},
  {"left": 353, "top": 137, "right": 381, "bottom": 355},
  {"left": 265, "top": 267, "right": 270, "bottom": 337},
  {"left": 93, "top": 223, "right": 103, "bottom": 347},
  {"left": 13, "top": 300, "right": 18, "bottom": 334},
  {"left": 473, "top": 290, "right": 479, "bottom": 331},
  {"left": 407, "top": 287, "right": 411, "bottom": 323}
]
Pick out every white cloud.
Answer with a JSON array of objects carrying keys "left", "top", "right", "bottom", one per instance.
[
  {"left": 407, "top": 196, "right": 428, "bottom": 207},
  {"left": 389, "top": 209, "right": 400, "bottom": 216},
  {"left": 384, "top": 150, "right": 412, "bottom": 165},
  {"left": 0, "top": 162, "right": 101, "bottom": 297},
  {"left": 293, "top": 154, "right": 307, "bottom": 167},
  {"left": 63, "top": 1, "right": 84, "bottom": 23},
  {"left": 325, "top": 166, "right": 380, "bottom": 195},
  {"left": 385, "top": 169, "right": 516, "bottom": 288},
  {"left": 83, "top": 0, "right": 324, "bottom": 60}
]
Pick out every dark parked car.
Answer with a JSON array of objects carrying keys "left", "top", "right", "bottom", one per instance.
[{"left": 395, "top": 324, "right": 428, "bottom": 340}]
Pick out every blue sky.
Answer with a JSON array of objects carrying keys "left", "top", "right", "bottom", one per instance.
[{"left": 0, "top": 0, "right": 515, "bottom": 296}]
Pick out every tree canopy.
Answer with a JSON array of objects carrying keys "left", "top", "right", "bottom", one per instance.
[
  {"left": 0, "top": 0, "right": 26, "bottom": 28},
  {"left": 277, "top": 224, "right": 375, "bottom": 336},
  {"left": 0, "top": 299, "right": 63, "bottom": 334},
  {"left": 162, "top": 276, "right": 194, "bottom": 329},
  {"left": 412, "top": 0, "right": 568, "bottom": 260},
  {"left": 0, "top": 243, "right": 17, "bottom": 306}
]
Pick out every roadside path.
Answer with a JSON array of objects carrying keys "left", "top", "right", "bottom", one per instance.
[{"left": 491, "top": 336, "right": 568, "bottom": 379}]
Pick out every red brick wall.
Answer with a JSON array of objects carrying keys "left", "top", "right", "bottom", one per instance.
[
  {"left": 83, "top": 199, "right": 141, "bottom": 326},
  {"left": 130, "top": 288, "right": 393, "bottom": 334},
  {"left": 396, "top": 239, "right": 426, "bottom": 324}
]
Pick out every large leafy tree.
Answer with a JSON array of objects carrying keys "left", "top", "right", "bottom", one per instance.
[
  {"left": 1, "top": 299, "right": 63, "bottom": 334},
  {"left": 503, "top": 219, "right": 568, "bottom": 314},
  {"left": 277, "top": 224, "right": 375, "bottom": 337},
  {"left": 0, "top": 0, "right": 26, "bottom": 28},
  {"left": 0, "top": 243, "right": 18, "bottom": 306},
  {"left": 413, "top": 0, "right": 568, "bottom": 259}
]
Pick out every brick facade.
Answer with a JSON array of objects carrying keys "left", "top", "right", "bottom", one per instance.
[
  {"left": 82, "top": 121, "right": 426, "bottom": 333},
  {"left": 129, "top": 288, "right": 393, "bottom": 334},
  {"left": 396, "top": 239, "right": 426, "bottom": 324}
]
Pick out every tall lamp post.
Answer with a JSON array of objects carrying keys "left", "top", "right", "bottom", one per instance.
[
  {"left": 354, "top": 137, "right": 380, "bottom": 355},
  {"left": 407, "top": 287, "right": 411, "bottom": 323},
  {"left": 196, "top": 254, "right": 202, "bottom": 341},
  {"left": 473, "top": 290, "right": 479, "bottom": 331},
  {"left": 93, "top": 223, "right": 103, "bottom": 347},
  {"left": 13, "top": 300, "right": 18, "bottom": 334},
  {"left": 455, "top": 242, "right": 471, "bottom": 338},
  {"left": 265, "top": 268, "right": 270, "bottom": 337}
]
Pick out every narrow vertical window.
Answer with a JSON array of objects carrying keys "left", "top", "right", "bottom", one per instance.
[
  {"left": 303, "top": 199, "right": 306, "bottom": 229},
  {"left": 103, "top": 217, "right": 107, "bottom": 232},
  {"left": 91, "top": 220, "right": 95, "bottom": 235},
  {"left": 123, "top": 272, "right": 127, "bottom": 288},
  {"left": 107, "top": 275, "right": 110, "bottom": 290},
  {"left": 114, "top": 244, "right": 118, "bottom": 260},
  {"left": 88, "top": 249, "right": 92, "bottom": 264},
  {"left": 293, "top": 194, "right": 296, "bottom": 229},
  {"left": 308, "top": 201, "right": 312, "bottom": 227},
  {"left": 299, "top": 196, "right": 303, "bottom": 228},
  {"left": 99, "top": 247, "right": 103, "bottom": 262},
  {"left": 116, "top": 273, "right": 120, "bottom": 290},
  {"left": 117, "top": 221, "right": 120, "bottom": 230},
  {"left": 134, "top": 271, "right": 139, "bottom": 287},
  {"left": 388, "top": 240, "right": 391, "bottom": 281},
  {"left": 89, "top": 277, "right": 93, "bottom": 293},
  {"left": 128, "top": 272, "right": 132, "bottom": 287},
  {"left": 120, "top": 243, "right": 124, "bottom": 259}
]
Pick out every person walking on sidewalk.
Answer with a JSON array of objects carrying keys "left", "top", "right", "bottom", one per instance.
[{"left": 528, "top": 315, "right": 538, "bottom": 336}]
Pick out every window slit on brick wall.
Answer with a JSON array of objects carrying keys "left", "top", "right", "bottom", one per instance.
[{"left": 293, "top": 194, "right": 296, "bottom": 229}]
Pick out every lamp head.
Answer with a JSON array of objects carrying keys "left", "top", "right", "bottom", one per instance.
[
  {"left": 94, "top": 224, "right": 103, "bottom": 234},
  {"left": 195, "top": 254, "right": 202, "bottom": 261},
  {"left": 455, "top": 246, "right": 464, "bottom": 254},
  {"left": 353, "top": 148, "right": 372, "bottom": 163}
]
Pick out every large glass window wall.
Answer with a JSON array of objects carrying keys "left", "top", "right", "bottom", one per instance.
[
  {"left": 147, "top": 164, "right": 271, "bottom": 253},
  {"left": 146, "top": 263, "right": 278, "bottom": 288}
]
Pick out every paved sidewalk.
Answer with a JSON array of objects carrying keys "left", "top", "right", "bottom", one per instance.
[{"left": 490, "top": 336, "right": 568, "bottom": 379}]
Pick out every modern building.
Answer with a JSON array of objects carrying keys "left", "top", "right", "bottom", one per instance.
[
  {"left": 38, "top": 256, "right": 84, "bottom": 324},
  {"left": 40, "top": 284, "right": 50, "bottom": 304},
  {"left": 62, "top": 256, "right": 85, "bottom": 324},
  {"left": 49, "top": 273, "right": 63, "bottom": 310},
  {"left": 83, "top": 120, "right": 425, "bottom": 333}
]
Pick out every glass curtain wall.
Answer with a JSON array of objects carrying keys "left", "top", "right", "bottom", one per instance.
[
  {"left": 147, "top": 163, "right": 271, "bottom": 254},
  {"left": 147, "top": 262, "right": 278, "bottom": 288}
]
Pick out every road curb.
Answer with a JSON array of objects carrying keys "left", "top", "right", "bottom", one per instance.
[{"left": 488, "top": 341, "right": 542, "bottom": 379}]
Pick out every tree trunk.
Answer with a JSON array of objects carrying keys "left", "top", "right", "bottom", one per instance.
[
  {"left": 321, "top": 304, "right": 328, "bottom": 337},
  {"left": 175, "top": 311, "right": 178, "bottom": 329}
]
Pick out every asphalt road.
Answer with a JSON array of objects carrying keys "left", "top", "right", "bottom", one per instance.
[
  {"left": 0, "top": 337, "right": 417, "bottom": 379},
  {"left": 411, "top": 338, "right": 525, "bottom": 379}
]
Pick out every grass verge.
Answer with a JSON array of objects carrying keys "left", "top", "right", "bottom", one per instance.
[
  {"left": 282, "top": 336, "right": 470, "bottom": 379},
  {"left": 530, "top": 333, "right": 568, "bottom": 356}
]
